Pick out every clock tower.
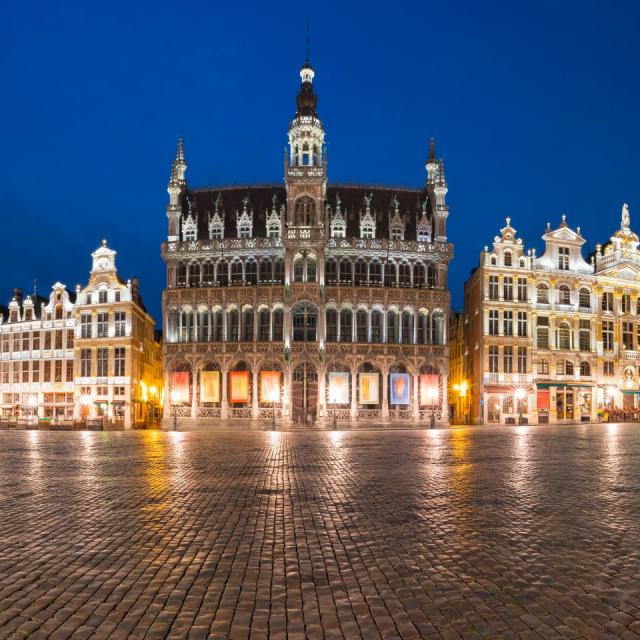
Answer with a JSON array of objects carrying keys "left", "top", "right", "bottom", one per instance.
[{"left": 90, "top": 239, "right": 117, "bottom": 277}]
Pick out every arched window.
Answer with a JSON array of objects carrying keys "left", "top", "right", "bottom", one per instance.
[
  {"left": 565, "top": 361, "right": 574, "bottom": 376},
  {"left": 293, "top": 256, "right": 304, "bottom": 282},
  {"left": 414, "top": 263, "right": 425, "bottom": 288},
  {"left": 167, "top": 308, "right": 178, "bottom": 343},
  {"left": 179, "top": 309, "right": 194, "bottom": 342},
  {"left": 326, "top": 309, "right": 338, "bottom": 342},
  {"left": 354, "top": 260, "right": 367, "bottom": 285},
  {"left": 399, "top": 262, "right": 411, "bottom": 287},
  {"left": 55, "top": 304, "right": 63, "bottom": 320},
  {"left": 306, "top": 256, "right": 317, "bottom": 282},
  {"left": 211, "top": 309, "right": 222, "bottom": 341},
  {"left": 216, "top": 260, "right": 228, "bottom": 286},
  {"left": 384, "top": 262, "right": 396, "bottom": 287},
  {"left": 356, "top": 309, "right": 368, "bottom": 342},
  {"left": 537, "top": 284, "right": 549, "bottom": 303},
  {"left": 339, "top": 259, "right": 352, "bottom": 284},
  {"left": 387, "top": 309, "right": 398, "bottom": 343},
  {"left": 401, "top": 311, "right": 413, "bottom": 344},
  {"left": 558, "top": 322, "right": 571, "bottom": 350},
  {"left": 242, "top": 307, "right": 254, "bottom": 341},
  {"left": 503, "top": 251, "right": 512, "bottom": 267},
  {"left": 177, "top": 262, "right": 187, "bottom": 287},
  {"left": 198, "top": 309, "right": 209, "bottom": 342},
  {"left": 227, "top": 308, "right": 239, "bottom": 341},
  {"left": 580, "top": 361, "right": 591, "bottom": 377},
  {"left": 259, "top": 259, "right": 272, "bottom": 283},
  {"left": 369, "top": 261, "right": 382, "bottom": 286},
  {"left": 537, "top": 359, "right": 549, "bottom": 375},
  {"left": 579, "top": 288, "right": 590, "bottom": 309},
  {"left": 245, "top": 260, "right": 257, "bottom": 285},
  {"left": 490, "top": 255, "right": 497, "bottom": 266},
  {"left": 432, "top": 311, "right": 445, "bottom": 345},
  {"left": 292, "top": 303, "right": 317, "bottom": 342},
  {"left": 371, "top": 310, "right": 383, "bottom": 342},
  {"left": 340, "top": 309, "right": 352, "bottom": 343},
  {"left": 326, "top": 259, "right": 338, "bottom": 284},
  {"left": 202, "top": 261, "right": 214, "bottom": 285},
  {"left": 274, "top": 259, "right": 284, "bottom": 284},
  {"left": 417, "top": 312, "right": 429, "bottom": 344},
  {"left": 258, "top": 308, "right": 270, "bottom": 341},
  {"left": 294, "top": 196, "right": 316, "bottom": 226},
  {"left": 272, "top": 309, "right": 284, "bottom": 341},
  {"left": 189, "top": 262, "right": 200, "bottom": 287},
  {"left": 230, "top": 261, "right": 243, "bottom": 285},
  {"left": 558, "top": 285, "right": 571, "bottom": 305},
  {"left": 426, "top": 264, "right": 436, "bottom": 288}
]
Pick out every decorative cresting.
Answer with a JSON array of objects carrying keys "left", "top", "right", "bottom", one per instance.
[{"left": 160, "top": 54, "right": 453, "bottom": 429}]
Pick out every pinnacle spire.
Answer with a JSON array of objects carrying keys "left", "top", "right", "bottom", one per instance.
[{"left": 429, "top": 137, "right": 436, "bottom": 161}]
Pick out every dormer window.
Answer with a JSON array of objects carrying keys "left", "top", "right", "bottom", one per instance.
[
  {"left": 9, "top": 310, "right": 17, "bottom": 323},
  {"left": 362, "top": 227, "right": 374, "bottom": 239},
  {"left": 210, "top": 224, "right": 223, "bottom": 240},
  {"left": 503, "top": 251, "right": 512, "bottom": 267},
  {"left": 24, "top": 308, "right": 33, "bottom": 321},
  {"left": 390, "top": 226, "right": 403, "bottom": 240},
  {"left": 99, "top": 290, "right": 107, "bottom": 304},
  {"left": 558, "top": 247, "right": 570, "bottom": 270},
  {"left": 238, "top": 223, "right": 251, "bottom": 239}
]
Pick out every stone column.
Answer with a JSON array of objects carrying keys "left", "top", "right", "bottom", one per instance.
[
  {"left": 350, "top": 368, "right": 357, "bottom": 422},
  {"left": 382, "top": 368, "right": 389, "bottom": 420},
  {"left": 221, "top": 368, "right": 228, "bottom": 419},
  {"left": 251, "top": 368, "right": 259, "bottom": 420},
  {"left": 318, "top": 366, "right": 326, "bottom": 424},
  {"left": 412, "top": 372, "right": 419, "bottom": 420},
  {"left": 191, "top": 365, "right": 198, "bottom": 420}
]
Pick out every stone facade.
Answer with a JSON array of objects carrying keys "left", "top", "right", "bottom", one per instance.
[
  {"left": 463, "top": 206, "right": 640, "bottom": 424},
  {"left": 161, "top": 57, "right": 453, "bottom": 429}
]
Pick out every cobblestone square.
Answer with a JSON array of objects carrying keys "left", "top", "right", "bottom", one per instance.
[{"left": 1, "top": 425, "right": 640, "bottom": 639}]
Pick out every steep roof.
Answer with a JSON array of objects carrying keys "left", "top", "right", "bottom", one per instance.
[{"left": 185, "top": 183, "right": 431, "bottom": 241}]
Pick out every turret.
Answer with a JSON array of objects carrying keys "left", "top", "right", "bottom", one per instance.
[{"left": 167, "top": 138, "right": 187, "bottom": 242}]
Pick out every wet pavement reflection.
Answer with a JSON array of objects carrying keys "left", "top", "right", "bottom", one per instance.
[{"left": 1, "top": 425, "right": 640, "bottom": 639}]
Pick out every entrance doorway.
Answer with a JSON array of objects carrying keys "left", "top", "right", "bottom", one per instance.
[
  {"left": 556, "top": 389, "right": 574, "bottom": 420},
  {"left": 292, "top": 363, "right": 318, "bottom": 427}
]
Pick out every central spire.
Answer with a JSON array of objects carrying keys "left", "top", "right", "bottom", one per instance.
[{"left": 296, "top": 20, "right": 317, "bottom": 118}]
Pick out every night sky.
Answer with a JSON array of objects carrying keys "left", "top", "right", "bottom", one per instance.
[{"left": 2, "top": 1, "right": 639, "bottom": 324}]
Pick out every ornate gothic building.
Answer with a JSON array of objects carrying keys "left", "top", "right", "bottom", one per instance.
[{"left": 161, "top": 56, "right": 453, "bottom": 428}]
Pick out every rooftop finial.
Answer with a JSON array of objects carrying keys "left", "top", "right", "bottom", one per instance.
[
  {"left": 102, "top": 238, "right": 107, "bottom": 247},
  {"left": 429, "top": 137, "right": 436, "bottom": 161},
  {"left": 305, "top": 17, "right": 311, "bottom": 64}
]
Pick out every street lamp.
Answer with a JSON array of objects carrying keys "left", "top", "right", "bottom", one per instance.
[
  {"left": 170, "top": 390, "right": 179, "bottom": 431},
  {"left": 515, "top": 388, "right": 526, "bottom": 425}
]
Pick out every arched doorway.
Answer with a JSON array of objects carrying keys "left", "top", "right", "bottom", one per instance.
[{"left": 292, "top": 362, "right": 318, "bottom": 427}]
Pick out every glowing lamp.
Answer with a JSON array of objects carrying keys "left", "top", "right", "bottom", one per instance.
[
  {"left": 80, "top": 394, "right": 92, "bottom": 407},
  {"left": 170, "top": 390, "right": 179, "bottom": 404}
]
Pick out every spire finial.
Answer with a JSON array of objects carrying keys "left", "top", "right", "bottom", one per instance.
[
  {"left": 102, "top": 238, "right": 107, "bottom": 247},
  {"left": 305, "top": 17, "right": 311, "bottom": 64},
  {"left": 429, "top": 137, "right": 436, "bottom": 161}
]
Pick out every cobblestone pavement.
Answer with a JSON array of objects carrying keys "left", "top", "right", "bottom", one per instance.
[{"left": 1, "top": 426, "right": 640, "bottom": 640}]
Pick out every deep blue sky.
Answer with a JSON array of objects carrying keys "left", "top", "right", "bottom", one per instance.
[{"left": 2, "top": 1, "right": 639, "bottom": 322}]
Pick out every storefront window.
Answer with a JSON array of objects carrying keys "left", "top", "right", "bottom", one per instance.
[{"left": 487, "top": 395, "right": 500, "bottom": 423}]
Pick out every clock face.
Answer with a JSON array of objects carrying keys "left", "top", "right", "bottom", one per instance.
[{"left": 97, "top": 257, "right": 110, "bottom": 270}]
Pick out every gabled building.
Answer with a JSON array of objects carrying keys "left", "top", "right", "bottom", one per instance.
[{"left": 464, "top": 205, "right": 640, "bottom": 425}]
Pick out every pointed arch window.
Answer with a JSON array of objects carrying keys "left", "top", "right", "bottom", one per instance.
[
  {"left": 177, "top": 262, "right": 187, "bottom": 287},
  {"left": 202, "top": 261, "right": 214, "bottom": 285},
  {"left": 242, "top": 308, "right": 254, "bottom": 341},
  {"left": 259, "top": 259, "right": 273, "bottom": 283},
  {"left": 371, "top": 310, "right": 383, "bottom": 342},
  {"left": 245, "top": 260, "right": 257, "bottom": 285},
  {"left": 189, "top": 262, "right": 200, "bottom": 287},
  {"left": 294, "top": 196, "right": 316, "bottom": 226},
  {"left": 369, "top": 261, "right": 382, "bottom": 286},
  {"left": 340, "top": 309, "right": 352, "bottom": 343},
  {"left": 227, "top": 309, "right": 239, "bottom": 341},
  {"left": 326, "top": 259, "right": 338, "bottom": 284},
  {"left": 326, "top": 309, "right": 338, "bottom": 342},
  {"left": 387, "top": 310, "right": 398, "bottom": 343},
  {"left": 292, "top": 303, "right": 317, "bottom": 342},
  {"left": 272, "top": 309, "right": 284, "bottom": 341},
  {"left": 274, "top": 259, "right": 284, "bottom": 284},
  {"left": 399, "top": 262, "right": 411, "bottom": 287},
  {"left": 356, "top": 309, "right": 368, "bottom": 342},
  {"left": 230, "top": 261, "right": 243, "bottom": 285}
]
